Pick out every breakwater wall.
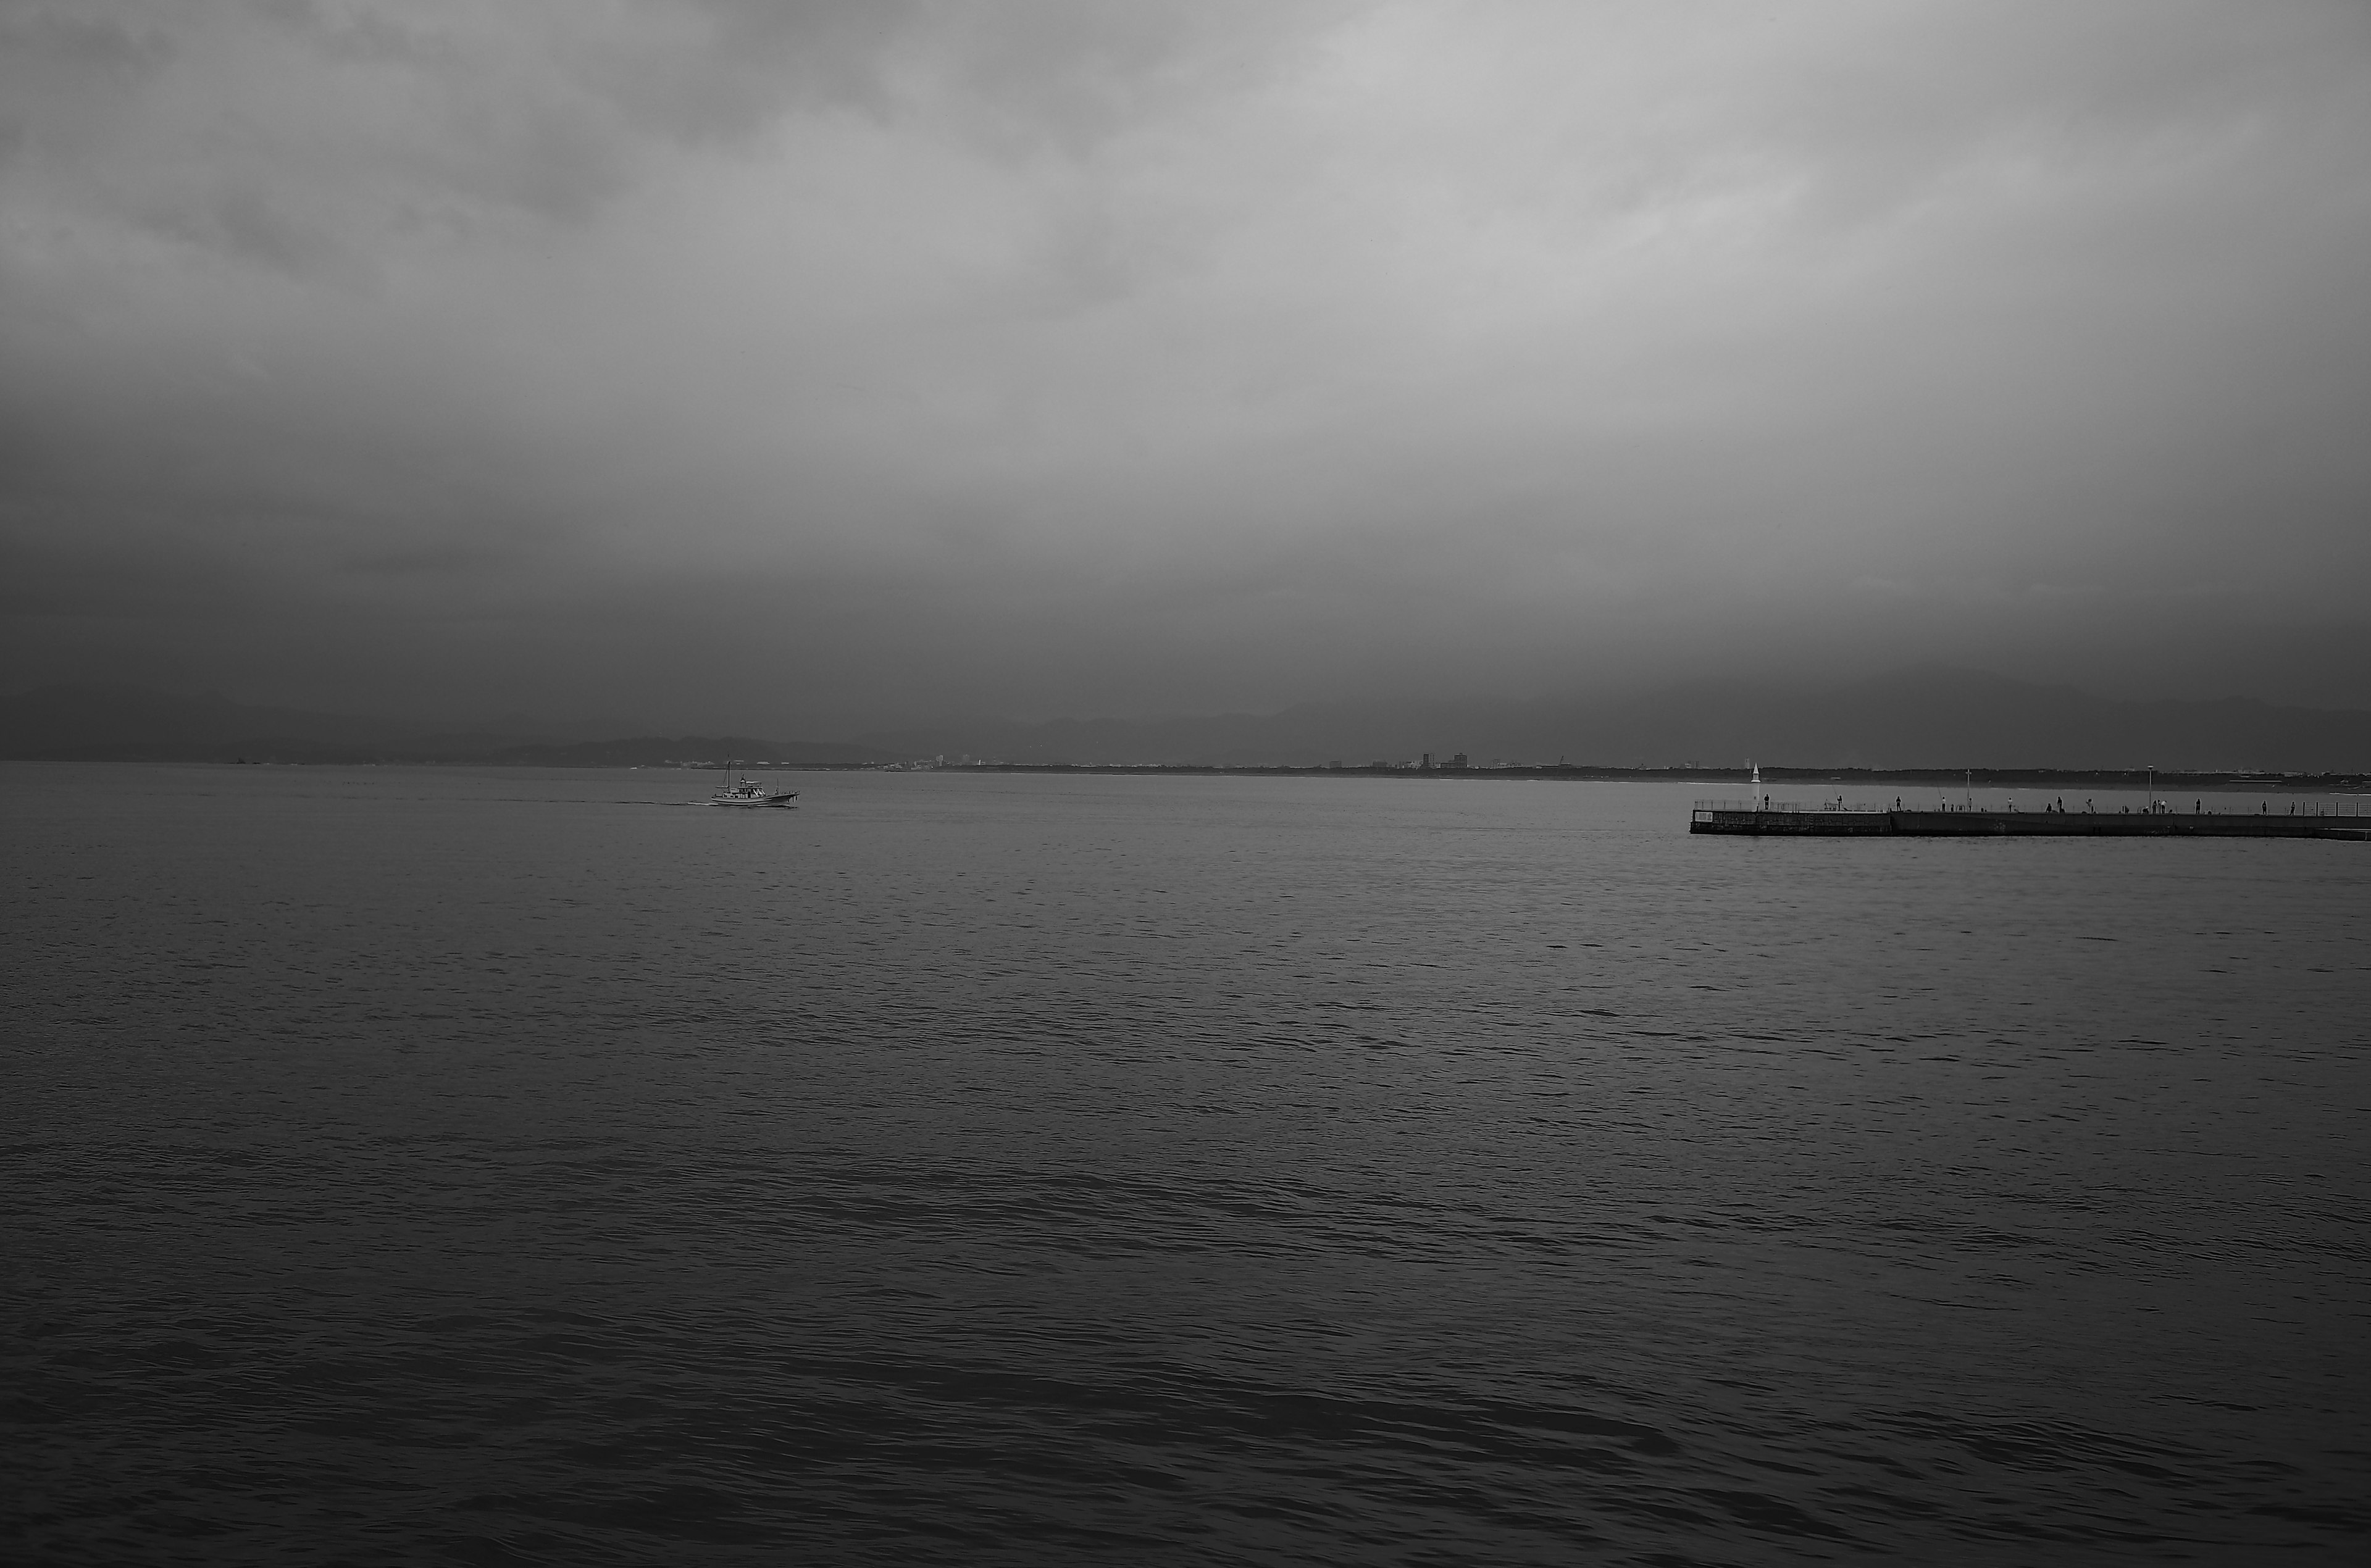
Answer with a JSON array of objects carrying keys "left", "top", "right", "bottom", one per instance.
[{"left": 1691, "top": 804, "right": 2371, "bottom": 840}]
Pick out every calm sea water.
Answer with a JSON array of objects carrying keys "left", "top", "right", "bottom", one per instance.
[{"left": 4, "top": 764, "right": 2366, "bottom": 1565}]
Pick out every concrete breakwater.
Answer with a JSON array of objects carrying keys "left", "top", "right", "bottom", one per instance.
[{"left": 1691, "top": 801, "right": 2371, "bottom": 839}]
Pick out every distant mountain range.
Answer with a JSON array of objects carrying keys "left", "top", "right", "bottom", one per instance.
[{"left": 4, "top": 668, "right": 2368, "bottom": 771}]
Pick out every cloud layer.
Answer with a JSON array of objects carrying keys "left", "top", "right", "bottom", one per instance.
[{"left": 5, "top": 0, "right": 2368, "bottom": 728}]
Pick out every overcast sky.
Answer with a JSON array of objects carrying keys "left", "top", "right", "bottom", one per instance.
[{"left": 3, "top": 0, "right": 2367, "bottom": 731}]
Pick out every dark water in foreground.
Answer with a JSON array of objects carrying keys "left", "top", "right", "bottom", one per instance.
[{"left": 4, "top": 764, "right": 2367, "bottom": 1565}]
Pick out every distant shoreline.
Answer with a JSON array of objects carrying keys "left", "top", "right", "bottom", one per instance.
[
  {"left": 793, "top": 762, "right": 2370, "bottom": 790},
  {"left": 25, "top": 757, "right": 2361, "bottom": 791},
  {"left": 14, "top": 677, "right": 2369, "bottom": 777}
]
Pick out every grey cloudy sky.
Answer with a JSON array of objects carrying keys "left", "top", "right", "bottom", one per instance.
[{"left": 4, "top": 0, "right": 2367, "bottom": 731}]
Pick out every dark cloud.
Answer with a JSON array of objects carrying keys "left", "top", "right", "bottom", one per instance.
[{"left": 2, "top": 0, "right": 2367, "bottom": 725}]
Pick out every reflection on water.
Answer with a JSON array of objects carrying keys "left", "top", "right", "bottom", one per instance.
[{"left": 4, "top": 764, "right": 2366, "bottom": 1564}]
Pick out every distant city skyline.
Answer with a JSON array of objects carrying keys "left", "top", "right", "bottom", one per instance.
[{"left": 4, "top": 1, "right": 2368, "bottom": 734}]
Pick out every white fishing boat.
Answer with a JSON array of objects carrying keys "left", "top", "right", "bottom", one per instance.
[{"left": 706, "top": 764, "right": 797, "bottom": 808}]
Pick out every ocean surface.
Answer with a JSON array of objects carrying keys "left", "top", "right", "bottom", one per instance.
[{"left": 4, "top": 763, "right": 2366, "bottom": 1565}]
